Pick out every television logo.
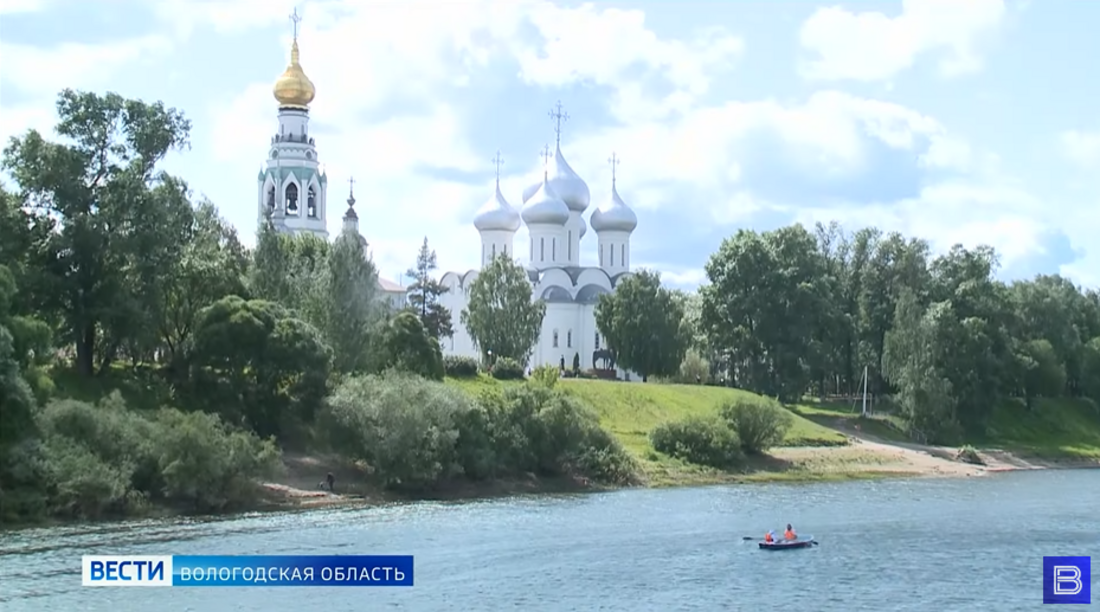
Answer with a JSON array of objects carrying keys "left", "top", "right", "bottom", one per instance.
[
  {"left": 83, "top": 556, "right": 173, "bottom": 587},
  {"left": 1043, "top": 556, "right": 1091, "bottom": 605}
]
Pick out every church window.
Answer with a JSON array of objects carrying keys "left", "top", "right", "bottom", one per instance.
[
  {"left": 306, "top": 186, "right": 317, "bottom": 217},
  {"left": 552, "top": 330, "right": 559, "bottom": 348},
  {"left": 600, "top": 245, "right": 604, "bottom": 266},
  {"left": 621, "top": 244, "right": 625, "bottom": 267},
  {"left": 610, "top": 243, "right": 615, "bottom": 266},
  {"left": 285, "top": 183, "right": 299, "bottom": 214},
  {"left": 482, "top": 244, "right": 486, "bottom": 263},
  {"left": 503, "top": 244, "right": 508, "bottom": 256},
  {"left": 492, "top": 244, "right": 497, "bottom": 258},
  {"left": 568, "top": 232, "right": 572, "bottom": 261},
  {"left": 540, "top": 238, "right": 545, "bottom": 261},
  {"left": 595, "top": 332, "right": 600, "bottom": 350},
  {"left": 552, "top": 238, "right": 556, "bottom": 261},
  {"left": 266, "top": 186, "right": 275, "bottom": 211},
  {"left": 567, "top": 330, "right": 572, "bottom": 348}
]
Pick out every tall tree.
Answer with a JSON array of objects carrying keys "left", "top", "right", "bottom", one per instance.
[
  {"left": 406, "top": 237, "right": 453, "bottom": 341},
  {"left": 323, "top": 229, "right": 382, "bottom": 373},
  {"left": 1, "top": 89, "right": 191, "bottom": 376},
  {"left": 460, "top": 254, "right": 544, "bottom": 363},
  {"left": 595, "top": 269, "right": 689, "bottom": 382}
]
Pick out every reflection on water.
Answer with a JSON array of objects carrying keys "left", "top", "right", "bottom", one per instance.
[{"left": 1, "top": 471, "right": 1097, "bottom": 611}]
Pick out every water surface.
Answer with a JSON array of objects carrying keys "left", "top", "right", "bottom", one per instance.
[{"left": 1, "top": 470, "right": 1097, "bottom": 611}]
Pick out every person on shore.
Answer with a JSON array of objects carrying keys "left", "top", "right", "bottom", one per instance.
[
  {"left": 784, "top": 524, "right": 796, "bottom": 540},
  {"left": 326, "top": 472, "right": 335, "bottom": 492},
  {"left": 764, "top": 531, "right": 775, "bottom": 543}
]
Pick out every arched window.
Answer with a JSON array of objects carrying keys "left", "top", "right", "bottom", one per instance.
[
  {"left": 621, "top": 244, "right": 625, "bottom": 267},
  {"left": 540, "top": 238, "right": 545, "bottom": 261},
  {"left": 552, "top": 238, "right": 556, "bottom": 261},
  {"left": 568, "top": 231, "right": 572, "bottom": 261},
  {"left": 610, "top": 243, "right": 615, "bottom": 266},
  {"left": 266, "top": 186, "right": 275, "bottom": 211},
  {"left": 600, "top": 245, "right": 604, "bottom": 266},
  {"left": 552, "top": 329, "right": 559, "bottom": 348},
  {"left": 566, "top": 330, "right": 572, "bottom": 348},
  {"left": 285, "top": 183, "right": 299, "bottom": 214},
  {"left": 306, "top": 186, "right": 317, "bottom": 217},
  {"left": 492, "top": 244, "right": 497, "bottom": 258},
  {"left": 595, "top": 332, "right": 600, "bottom": 350}
]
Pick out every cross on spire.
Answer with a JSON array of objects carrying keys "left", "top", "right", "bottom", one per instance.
[
  {"left": 347, "top": 176, "right": 356, "bottom": 204},
  {"left": 491, "top": 151, "right": 504, "bottom": 185},
  {"left": 289, "top": 8, "right": 302, "bottom": 39},
  {"left": 548, "top": 101, "right": 569, "bottom": 147},
  {"left": 539, "top": 144, "right": 551, "bottom": 180},
  {"left": 608, "top": 152, "right": 620, "bottom": 185}
]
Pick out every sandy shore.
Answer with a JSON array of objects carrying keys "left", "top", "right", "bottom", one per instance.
[{"left": 260, "top": 436, "right": 1100, "bottom": 510}]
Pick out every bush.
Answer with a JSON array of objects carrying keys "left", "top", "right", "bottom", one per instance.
[
  {"left": 650, "top": 416, "right": 743, "bottom": 469},
  {"left": 30, "top": 392, "right": 280, "bottom": 519},
  {"left": 443, "top": 355, "right": 479, "bottom": 378},
  {"left": 718, "top": 397, "right": 792, "bottom": 454},
  {"left": 491, "top": 357, "right": 525, "bottom": 380},
  {"left": 320, "top": 371, "right": 473, "bottom": 490},
  {"left": 677, "top": 349, "right": 709, "bottom": 383},
  {"left": 529, "top": 364, "right": 559, "bottom": 389}
]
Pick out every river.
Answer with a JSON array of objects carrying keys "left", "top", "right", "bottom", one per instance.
[{"left": 1, "top": 470, "right": 1097, "bottom": 611}]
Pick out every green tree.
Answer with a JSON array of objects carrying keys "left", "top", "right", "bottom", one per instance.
[
  {"left": 377, "top": 310, "right": 445, "bottom": 380},
  {"left": 405, "top": 237, "right": 453, "bottom": 342},
  {"left": 2, "top": 89, "right": 192, "bottom": 376},
  {"left": 322, "top": 229, "right": 382, "bottom": 373},
  {"left": 185, "top": 296, "right": 331, "bottom": 439},
  {"left": 460, "top": 254, "right": 545, "bottom": 363},
  {"left": 594, "top": 269, "right": 689, "bottom": 382}
]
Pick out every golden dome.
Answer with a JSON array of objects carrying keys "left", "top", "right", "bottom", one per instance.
[{"left": 273, "top": 39, "right": 315, "bottom": 108}]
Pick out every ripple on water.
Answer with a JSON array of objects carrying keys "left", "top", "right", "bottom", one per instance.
[{"left": 1, "top": 470, "right": 1098, "bottom": 611}]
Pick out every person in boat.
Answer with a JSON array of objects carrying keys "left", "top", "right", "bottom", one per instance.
[
  {"left": 326, "top": 472, "right": 335, "bottom": 492},
  {"left": 764, "top": 531, "right": 775, "bottom": 543},
  {"left": 784, "top": 524, "right": 797, "bottom": 540}
]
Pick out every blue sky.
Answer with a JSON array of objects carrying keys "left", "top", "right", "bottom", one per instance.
[{"left": 1, "top": 0, "right": 1098, "bottom": 290}]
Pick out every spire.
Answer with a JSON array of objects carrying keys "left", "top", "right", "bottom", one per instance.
[
  {"left": 548, "top": 101, "right": 569, "bottom": 148},
  {"left": 343, "top": 177, "right": 357, "bottom": 220},
  {"left": 608, "top": 152, "right": 620, "bottom": 187},
  {"left": 492, "top": 151, "right": 504, "bottom": 188},
  {"left": 272, "top": 7, "right": 316, "bottom": 108}
]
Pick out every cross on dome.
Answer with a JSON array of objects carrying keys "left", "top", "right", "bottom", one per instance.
[
  {"left": 289, "top": 8, "right": 302, "bottom": 39},
  {"left": 608, "top": 152, "right": 620, "bottom": 185},
  {"left": 492, "top": 151, "right": 504, "bottom": 186},
  {"left": 548, "top": 101, "right": 569, "bottom": 147},
  {"left": 346, "top": 176, "right": 356, "bottom": 204}
]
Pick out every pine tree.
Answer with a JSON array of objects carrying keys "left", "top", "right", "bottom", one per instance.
[{"left": 406, "top": 237, "right": 453, "bottom": 341}]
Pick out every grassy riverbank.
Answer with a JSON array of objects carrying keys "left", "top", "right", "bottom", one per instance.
[{"left": 443, "top": 376, "right": 1100, "bottom": 487}]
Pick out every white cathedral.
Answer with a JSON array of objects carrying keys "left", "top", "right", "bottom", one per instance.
[
  {"left": 255, "top": 18, "right": 638, "bottom": 378},
  {"left": 439, "top": 110, "right": 640, "bottom": 380},
  {"left": 255, "top": 21, "right": 406, "bottom": 309}
]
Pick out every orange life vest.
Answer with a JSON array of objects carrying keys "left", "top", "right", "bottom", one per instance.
[
  {"left": 764, "top": 533, "right": 773, "bottom": 543},
  {"left": 784, "top": 530, "right": 796, "bottom": 540}
]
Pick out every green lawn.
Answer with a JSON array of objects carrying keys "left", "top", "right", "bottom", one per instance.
[
  {"left": 444, "top": 376, "right": 851, "bottom": 485},
  {"left": 980, "top": 397, "right": 1100, "bottom": 459}
]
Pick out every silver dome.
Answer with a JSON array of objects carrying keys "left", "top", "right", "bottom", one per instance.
[
  {"left": 522, "top": 145, "right": 590, "bottom": 213},
  {"left": 521, "top": 176, "right": 570, "bottom": 226},
  {"left": 590, "top": 182, "right": 638, "bottom": 233},
  {"left": 473, "top": 183, "right": 521, "bottom": 232}
]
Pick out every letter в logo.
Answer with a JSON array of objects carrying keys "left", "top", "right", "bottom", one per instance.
[{"left": 1043, "top": 556, "right": 1090, "bottom": 605}]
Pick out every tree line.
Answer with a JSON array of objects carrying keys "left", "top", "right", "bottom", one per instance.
[{"left": 0, "top": 89, "right": 640, "bottom": 524}]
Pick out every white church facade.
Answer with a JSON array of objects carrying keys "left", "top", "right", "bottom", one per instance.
[
  {"left": 439, "top": 108, "right": 640, "bottom": 379},
  {"left": 256, "top": 15, "right": 406, "bottom": 308}
]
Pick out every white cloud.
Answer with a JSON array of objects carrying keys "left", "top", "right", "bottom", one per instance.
[
  {"left": 1060, "top": 130, "right": 1100, "bottom": 168},
  {"left": 0, "top": 0, "right": 47, "bottom": 15},
  {"left": 798, "top": 0, "right": 1006, "bottom": 81}
]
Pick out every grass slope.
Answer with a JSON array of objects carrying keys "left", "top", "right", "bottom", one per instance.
[{"left": 446, "top": 376, "right": 851, "bottom": 485}]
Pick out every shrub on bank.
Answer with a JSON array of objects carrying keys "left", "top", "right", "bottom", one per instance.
[
  {"left": 491, "top": 357, "right": 525, "bottom": 380},
  {"left": 443, "top": 355, "right": 480, "bottom": 378},
  {"left": 25, "top": 392, "right": 280, "bottom": 520},
  {"left": 529, "top": 364, "right": 559, "bottom": 389},
  {"left": 320, "top": 373, "right": 637, "bottom": 489},
  {"left": 650, "top": 416, "right": 743, "bottom": 469},
  {"left": 719, "top": 397, "right": 793, "bottom": 454}
]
